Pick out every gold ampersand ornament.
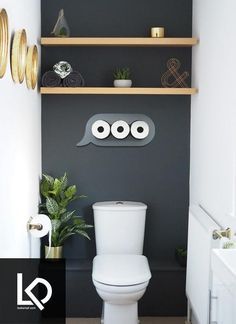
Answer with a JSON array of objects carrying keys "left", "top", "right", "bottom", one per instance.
[{"left": 161, "top": 58, "right": 189, "bottom": 88}]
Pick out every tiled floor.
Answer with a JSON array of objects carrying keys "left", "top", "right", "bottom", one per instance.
[{"left": 67, "top": 318, "right": 186, "bottom": 324}]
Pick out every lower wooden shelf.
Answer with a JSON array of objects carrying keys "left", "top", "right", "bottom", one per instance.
[{"left": 40, "top": 87, "right": 197, "bottom": 95}]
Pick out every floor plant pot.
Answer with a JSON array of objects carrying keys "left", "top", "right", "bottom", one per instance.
[
  {"left": 45, "top": 246, "right": 63, "bottom": 259},
  {"left": 114, "top": 79, "right": 132, "bottom": 87}
]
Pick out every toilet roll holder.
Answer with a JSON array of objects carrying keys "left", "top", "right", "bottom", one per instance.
[
  {"left": 77, "top": 113, "right": 156, "bottom": 147},
  {"left": 27, "top": 216, "right": 43, "bottom": 231}
]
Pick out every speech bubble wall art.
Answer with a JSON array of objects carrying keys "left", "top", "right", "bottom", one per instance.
[{"left": 77, "top": 114, "right": 156, "bottom": 147}]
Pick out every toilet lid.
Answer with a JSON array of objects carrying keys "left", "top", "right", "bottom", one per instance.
[
  {"left": 93, "top": 201, "right": 147, "bottom": 211},
  {"left": 92, "top": 255, "right": 151, "bottom": 286}
]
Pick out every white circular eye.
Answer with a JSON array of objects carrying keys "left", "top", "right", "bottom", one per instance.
[
  {"left": 91, "top": 120, "right": 110, "bottom": 139},
  {"left": 131, "top": 121, "right": 149, "bottom": 139},
  {"left": 111, "top": 120, "right": 130, "bottom": 139}
]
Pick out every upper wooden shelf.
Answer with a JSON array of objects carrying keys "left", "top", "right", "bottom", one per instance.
[{"left": 41, "top": 37, "right": 198, "bottom": 47}]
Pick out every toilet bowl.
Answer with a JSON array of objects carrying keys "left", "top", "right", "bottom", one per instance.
[
  {"left": 92, "top": 254, "right": 151, "bottom": 324},
  {"left": 92, "top": 201, "right": 151, "bottom": 324}
]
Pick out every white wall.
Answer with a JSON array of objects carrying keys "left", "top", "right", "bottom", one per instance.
[
  {"left": 191, "top": 0, "right": 236, "bottom": 230},
  {"left": 0, "top": 0, "right": 41, "bottom": 257}
]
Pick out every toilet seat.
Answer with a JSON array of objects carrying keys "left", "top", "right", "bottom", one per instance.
[{"left": 92, "top": 254, "right": 151, "bottom": 286}]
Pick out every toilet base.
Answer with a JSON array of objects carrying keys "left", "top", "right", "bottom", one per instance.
[
  {"left": 101, "top": 301, "right": 138, "bottom": 324},
  {"left": 93, "top": 279, "right": 149, "bottom": 324}
]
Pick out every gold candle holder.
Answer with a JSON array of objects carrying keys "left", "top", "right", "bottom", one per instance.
[{"left": 151, "top": 27, "right": 165, "bottom": 38}]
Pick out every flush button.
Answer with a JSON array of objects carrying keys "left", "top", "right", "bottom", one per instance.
[{"left": 116, "top": 201, "right": 124, "bottom": 205}]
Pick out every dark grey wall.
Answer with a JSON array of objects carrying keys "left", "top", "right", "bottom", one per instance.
[
  {"left": 41, "top": 0, "right": 192, "bottom": 316},
  {"left": 42, "top": 95, "right": 191, "bottom": 261}
]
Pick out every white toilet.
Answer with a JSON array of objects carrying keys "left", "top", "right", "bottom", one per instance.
[{"left": 92, "top": 201, "right": 151, "bottom": 324}]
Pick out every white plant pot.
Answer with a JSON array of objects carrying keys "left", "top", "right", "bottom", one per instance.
[{"left": 114, "top": 79, "right": 132, "bottom": 88}]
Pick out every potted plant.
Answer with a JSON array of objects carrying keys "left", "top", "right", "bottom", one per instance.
[
  {"left": 39, "top": 173, "right": 93, "bottom": 259},
  {"left": 175, "top": 247, "right": 187, "bottom": 267},
  {"left": 113, "top": 67, "right": 132, "bottom": 87}
]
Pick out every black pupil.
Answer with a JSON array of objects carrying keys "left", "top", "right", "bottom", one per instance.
[
  {"left": 137, "top": 127, "right": 144, "bottom": 133},
  {"left": 98, "top": 126, "right": 104, "bottom": 133},
  {"left": 117, "top": 126, "right": 124, "bottom": 133}
]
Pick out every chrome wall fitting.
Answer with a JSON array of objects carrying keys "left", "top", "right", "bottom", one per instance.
[{"left": 212, "top": 228, "right": 233, "bottom": 240}]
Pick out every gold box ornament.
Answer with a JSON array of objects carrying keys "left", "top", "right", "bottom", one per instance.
[{"left": 151, "top": 27, "right": 165, "bottom": 38}]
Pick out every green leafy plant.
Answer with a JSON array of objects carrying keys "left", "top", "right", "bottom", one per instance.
[
  {"left": 176, "top": 247, "right": 187, "bottom": 257},
  {"left": 113, "top": 67, "right": 131, "bottom": 80},
  {"left": 59, "top": 27, "right": 67, "bottom": 36},
  {"left": 175, "top": 247, "right": 187, "bottom": 268},
  {"left": 39, "top": 173, "right": 93, "bottom": 247}
]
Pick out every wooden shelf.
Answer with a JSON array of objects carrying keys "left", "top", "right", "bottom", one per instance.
[
  {"left": 40, "top": 87, "right": 198, "bottom": 95},
  {"left": 41, "top": 37, "right": 198, "bottom": 96},
  {"left": 41, "top": 37, "right": 198, "bottom": 47}
]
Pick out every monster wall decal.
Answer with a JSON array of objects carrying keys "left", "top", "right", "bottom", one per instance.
[{"left": 77, "top": 114, "right": 156, "bottom": 147}]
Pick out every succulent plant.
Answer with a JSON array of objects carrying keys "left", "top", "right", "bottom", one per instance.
[
  {"left": 176, "top": 247, "right": 187, "bottom": 257},
  {"left": 113, "top": 67, "right": 131, "bottom": 80}
]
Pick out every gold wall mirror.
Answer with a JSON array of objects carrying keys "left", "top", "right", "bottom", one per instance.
[
  {"left": 0, "top": 8, "right": 9, "bottom": 78},
  {"left": 26, "top": 45, "right": 38, "bottom": 90},
  {"left": 11, "top": 29, "right": 27, "bottom": 83}
]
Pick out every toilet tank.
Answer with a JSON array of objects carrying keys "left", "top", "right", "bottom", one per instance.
[{"left": 93, "top": 201, "right": 147, "bottom": 255}]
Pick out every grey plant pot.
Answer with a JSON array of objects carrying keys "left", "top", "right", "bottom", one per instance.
[{"left": 114, "top": 79, "right": 132, "bottom": 88}]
